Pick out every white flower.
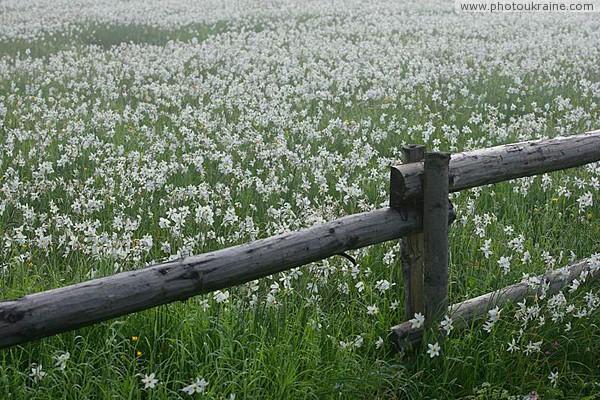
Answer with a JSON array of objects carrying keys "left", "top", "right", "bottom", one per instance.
[
  {"left": 366, "top": 304, "right": 379, "bottom": 316},
  {"left": 355, "top": 281, "right": 365, "bottom": 292},
  {"left": 507, "top": 338, "right": 519, "bottom": 353},
  {"left": 158, "top": 217, "right": 171, "bottom": 229},
  {"left": 568, "top": 279, "right": 580, "bottom": 293},
  {"left": 497, "top": 256, "right": 511, "bottom": 274},
  {"left": 353, "top": 335, "right": 363, "bottom": 348},
  {"left": 199, "top": 298, "right": 210, "bottom": 311},
  {"left": 427, "top": 342, "right": 441, "bottom": 358},
  {"left": 181, "top": 377, "right": 209, "bottom": 395},
  {"left": 482, "top": 320, "right": 495, "bottom": 333},
  {"left": 29, "top": 364, "right": 46, "bottom": 382},
  {"left": 548, "top": 371, "right": 559, "bottom": 387},
  {"left": 54, "top": 352, "right": 70, "bottom": 370},
  {"left": 375, "top": 337, "right": 384, "bottom": 349},
  {"left": 382, "top": 249, "right": 395, "bottom": 265},
  {"left": 480, "top": 239, "right": 493, "bottom": 259},
  {"left": 265, "top": 292, "right": 277, "bottom": 306},
  {"left": 409, "top": 312, "right": 425, "bottom": 329},
  {"left": 488, "top": 306, "right": 500, "bottom": 323},
  {"left": 213, "top": 290, "right": 230, "bottom": 304},
  {"left": 577, "top": 191, "right": 593, "bottom": 212},
  {"left": 523, "top": 340, "right": 543, "bottom": 355},
  {"left": 589, "top": 253, "right": 600, "bottom": 272},
  {"left": 141, "top": 373, "right": 159, "bottom": 389},
  {"left": 374, "top": 279, "right": 394, "bottom": 293},
  {"left": 440, "top": 315, "right": 454, "bottom": 335}
]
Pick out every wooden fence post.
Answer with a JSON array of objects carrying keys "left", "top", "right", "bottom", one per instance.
[
  {"left": 397, "top": 145, "right": 426, "bottom": 321},
  {"left": 423, "top": 152, "right": 451, "bottom": 323}
]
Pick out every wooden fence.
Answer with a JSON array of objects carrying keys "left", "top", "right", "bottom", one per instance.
[{"left": 0, "top": 130, "right": 599, "bottom": 349}]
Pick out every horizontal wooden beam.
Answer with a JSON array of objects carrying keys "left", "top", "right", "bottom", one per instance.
[
  {"left": 390, "top": 130, "right": 600, "bottom": 206},
  {"left": 391, "top": 257, "right": 600, "bottom": 349},
  {"left": 0, "top": 205, "right": 455, "bottom": 349}
]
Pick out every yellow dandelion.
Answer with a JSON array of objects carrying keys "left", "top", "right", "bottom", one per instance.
[{"left": 551, "top": 197, "right": 558, "bottom": 203}]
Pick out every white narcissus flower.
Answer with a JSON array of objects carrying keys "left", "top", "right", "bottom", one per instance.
[
  {"left": 181, "top": 377, "right": 209, "bottom": 395},
  {"left": 427, "top": 342, "right": 441, "bottom": 358},
  {"left": 374, "top": 279, "right": 394, "bottom": 293},
  {"left": 488, "top": 307, "right": 501, "bottom": 323},
  {"left": 577, "top": 192, "right": 593, "bottom": 212},
  {"left": 507, "top": 338, "right": 519, "bottom": 353},
  {"left": 480, "top": 239, "right": 493, "bottom": 259},
  {"left": 141, "top": 373, "right": 159, "bottom": 389},
  {"left": 440, "top": 315, "right": 454, "bottom": 335},
  {"left": 353, "top": 335, "right": 363, "bottom": 348},
  {"left": 366, "top": 304, "right": 379, "bottom": 315},
  {"left": 548, "top": 371, "right": 559, "bottom": 387},
  {"left": 29, "top": 364, "right": 46, "bottom": 382},
  {"left": 523, "top": 340, "right": 543, "bottom": 355},
  {"left": 409, "top": 312, "right": 425, "bottom": 329},
  {"left": 54, "top": 352, "right": 70, "bottom": 370},
  {"left": 214, "top": 290, "right": 230, "bottom": 304},
  {"left": 497, "top": 256, "right": 511, "bottom": 274}
]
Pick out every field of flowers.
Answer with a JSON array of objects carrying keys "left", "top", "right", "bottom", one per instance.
[{"left": 1, "top": 0, "right": 599, "bottom": 398}]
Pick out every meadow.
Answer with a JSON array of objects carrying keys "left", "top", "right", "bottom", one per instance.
[{"left": 0, "top": 0, "right": 599, "bottom": 398}]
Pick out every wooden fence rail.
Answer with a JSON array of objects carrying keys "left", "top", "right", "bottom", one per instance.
[
  {"left": 1, "top": 130, "right": 599, "bottom": 349},
  {"left": 392, "top": 257, "right": 600, "bottom": 348},
  {"left": 0, "top": 206, "right": 454, "bottom": 348},
  {"left": 390, "top": 130, "right": 600, "bottom": 207}
]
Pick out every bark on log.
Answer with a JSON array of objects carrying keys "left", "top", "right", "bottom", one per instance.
[
  {"left": 390, "top": 130, "right": 600, "bottom": 206},
  {"left": 0, "top": 206, "right": 456, "bottom": 349},
  {"left": 391, "top": 257, "right": 600, "bottom": 349},
  {"left": 423, "top": 153, "right": 451, "bottom": 322},
  {"left": 399, "top": 145, "right": 426, "bottom": 321}
]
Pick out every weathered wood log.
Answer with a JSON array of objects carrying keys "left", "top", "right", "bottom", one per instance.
[
  {"left": 0, "top": 206, "right": 456, "bottom": 349},
  {"left": 391, "top": 257, "right": 600, "bottom": 349},
  {"left": 398, "top": 144, "right": 426, "bottom": 321},
  {"left": 390, "top": 130, "right": 600, "bottom": 206},
  {"left": 422, "top": 152, "right": 451, "bottom": 323}
]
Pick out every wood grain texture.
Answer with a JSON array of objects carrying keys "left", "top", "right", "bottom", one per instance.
[
  {"left": 390, "top": 130, "right": 600, "bottom": 205},
  {"left": 422, "top": 152, "right": 451, "bottom": 323},
  {"left": 399, "top": 144, "right": 426, "bottom": 321},
  {"left": 0, "top": 206, "right": 455, "bottom": 349}
]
